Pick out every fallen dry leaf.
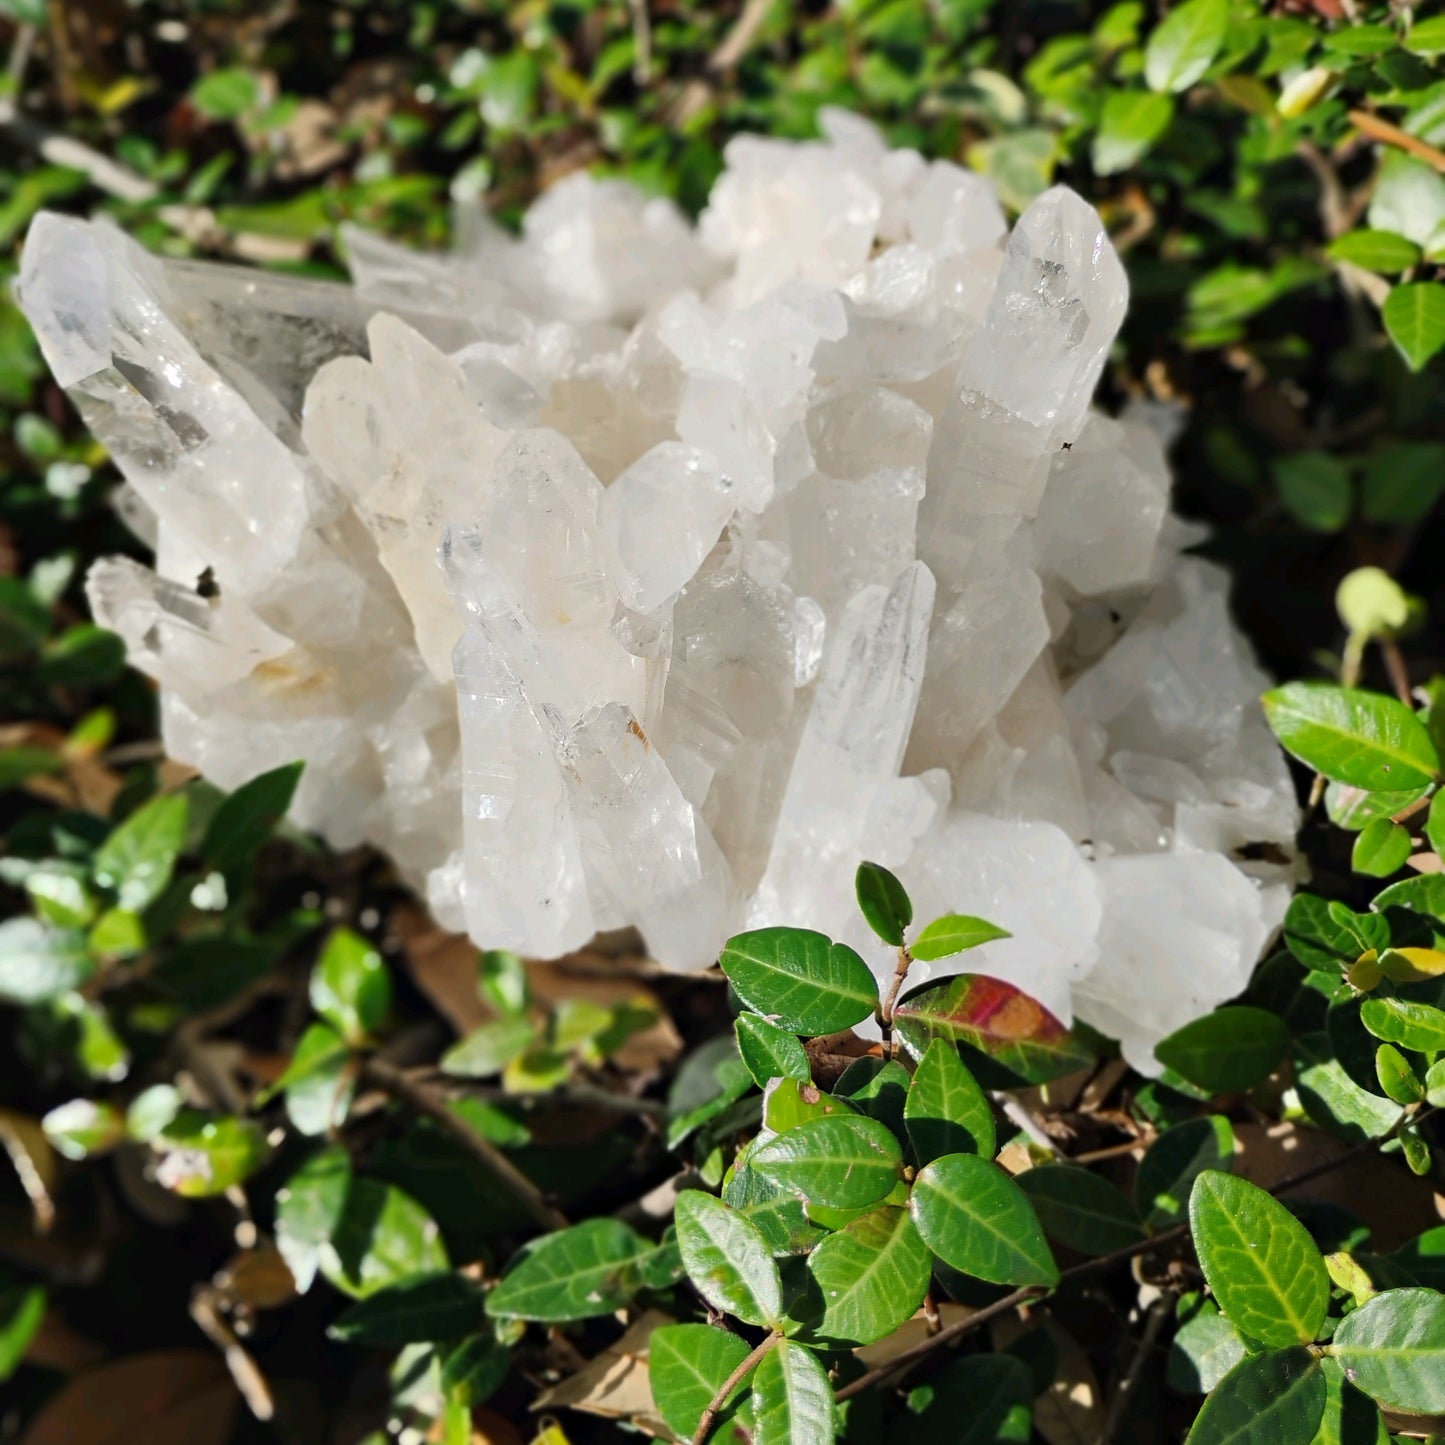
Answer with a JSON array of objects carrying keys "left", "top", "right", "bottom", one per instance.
[
  {"left": 20, "top": 1349, "right": 239, "bottom": 1445},
  {"left": 993, "top": 1315, "right": 1104, "bottom": 1445},
  {"left": 533, "top": 1308, "right": 671, "bottom": 1433}
]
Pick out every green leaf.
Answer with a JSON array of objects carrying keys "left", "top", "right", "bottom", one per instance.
[
  {"left": 1261, "top": 683, "right": 1440, "bottom": 791},
  {"left": 719, "top": 929, "right": 878, "bottom": 1033},
  {"left": 485, "top": 1218, "right": 650, "bottom": 1323},
  {"left": 735, "top": 1013, "right": 811, "bottom": 1088},
  {"left": 1373, "top": 872, "right": 1445, "bottom": 921},
  {"left": 1295, "top": 1032, "right": 1401, "bottom": 1144},
  {"left": 649, "top": 1324, "right": 753, "bottom": 1441},
  {"left": 752, "top": 1338, "right": 834, "bottom": 1445},
  {"left": 909, "top": 1354, "right": 1034, "bottom": 1445},
  {"left": 797, "top": 1205, "right": 931, "bottom": 1346},
  {"left": 277, "top": 1023, "right": 356, "bottom": 1137},
  {"left": 1427, "top": 791, "right": 1445, "bottom": 858},
  {"left": 1391, "top": 1225, "right": 1445, "bottom": 1288},
  {"left": 1275, "top": 452, "right": 1352, "bottom": 534},
  {"left": 750, "top": 1115, "right": 903, "bottom": 1211},
  {"left": 202, "top": 761, "right": 303, "bottom": 873},
  {"left": 668, "top": 1034, "right": 754, "bottom": 1146},
  {"left": 324, "top": 1178, "right": 448, "bottom": 1299},
  {"left": 1383, "top": 282, "right": 1445, "bottom": 371},
  {"left": 1136, "top": 1116, "right": 1236, "bottom": 1228},
  {"left": 1284, "top": 894, "right": 1388, "bottom": 971},
  {"left": 1093, "top": 89, "right": 1175, "bottom": 175},
  {"left": 761, "top": 1076, "right": 859, "bottom": 1135},
  {"left": 1016, "top": 1165, "right": 1147, "bottom": 1257},
  {"left": 1326, "top": 1288, "right": 1445, "bottom": 1413},
  {"left": 1311, "top": 1357, "right": 1388, "bottom": 1445},
  {"left": 1168, "top": 1306, "right": 1248, "bottom": 1393},
  {"left": 191, "top": 67, "right": 260, "bottom": 120},
  {"left": 441, "top": 1016, "right": 536, "bottom": 1078},
  {"left": 0, "top": 918, "right": 91, "bottom": 1005},
  {"left": 125, "top": 1084, "right": 182, "bottom": 1144},
  {"left": 909, "top": 1153, "right": 1059, "bottom": 1287},
  {"left": 1375, "top": 1044, "right": 1424, "bottom": 1105},
  {"left": 1154, "top": 1007, "right": 1290, "bottom": 1094},
  {"left": 1189, "top": 1172, "right": 1330, "bottom": 1347},
  {"left": 893, "top": 974, "right": 1093, "bottom": 1084},
  {"left": 310, "top": 928, "right": 391, "bottom": 1045},
  {"left": 1428, "top": 1057, "right": 1445, "bottom": 1108},
  {"left": 675, "top": 1190, "right": 782, "bottom": 1327},
  {"left": 91, "top": 792, "right": 189, "bottom": 913},
  {"left": 1406, "top": 14, "right": 1445, "bottom": 54},
  {"left": 1359, "top": 995, "right": 1445, "bottom": 1052},
  {"left": 330, "top": 1272, "right": 487, "bottom": 1345},
  {"left": 723, "top": 1151, "right": 825, "bottom": 1258},
  {"left": 0, "top": 1284, "right": 45, "bottom": 1381},
  {"left": 1360, "top": 443, "right": 1445, "bottom": 525},
  {"left": 1352, "top": 818, "right": 1412, "bottom": 878},
  {"left": 153, "top": 1112, "right": 269, "bottom": 1197},
  {"left": 1145, "top": 0, "right": 1230, "bottom": 92},
  {"left": 855, "top": 861, "right": 912, "bottom": 946},
  {"left": 904, "top": 1038, "right": 995, "bottom": 1163},
  {"left": 41, "top": 1098, "right": 125, "bottom": 1160},
  {"left": 910, "top": 914, "right": 1011, "bottom": 962},
  {"left": 1327, "top": 230, "right": 1422, "bottom": 275},
  {"left": 832, "top": 1056, "right": 909, "bottom": 1137},
  {"left": 440, "top": 1333, "right": 510, "bottom": 1408},
  {"left": 1184, "top": 1348, "right": 1325, "bottom": 1445},
  {"left": 276, "top": 1146, "right": 352, "bottom": 1293}
]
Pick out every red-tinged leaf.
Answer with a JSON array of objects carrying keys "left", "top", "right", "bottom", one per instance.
[{"left": 892, "top": 974, "right": 1094, "bottom": 1086}]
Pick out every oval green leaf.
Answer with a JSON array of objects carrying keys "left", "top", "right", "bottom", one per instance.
[
  {"left": 904, "top": 1037, "right": 995, "bottom": 1163},
  {"left": 752, "top": 1338, "right": 834, "bottom": 1445},
  {"left": 1383, "top": 281, "right": 1445, "bottom": 372},
  {"left": 736, "top": 1013, "right": 811, "bottom": 1089},
  {"left": 202, "top": 760, "right": 303, "bottom": 873},
  {"left": 1262, "top": 683, "right": 1440, "bottom": 791},
  {"left": 1360, "top": 995, "right": 1445, "bottom": 1052},
  {"left": 719, "top": 928, "right": 879, "bottom": 1034},
  {"left": 1154, "top": 1006, "right": 1290, "bottom": 1094},
  {"left": 750, "top": 1114, "right": 903, "bottom": 1211},
  {"left": 1189, "top": 1171, "right": 1330, "bottom": 1347},
  {"left": 1016, "top": 1164, "right": 1147, "bottom": 1257},
  {"left": 91, "top": 792, "right": 189, "bottom": 914},
  {"left": 310, "top": 927, "right": 391, "bottom": 1045},
  {"left": 1352, "top": 818, "right": 1412, "bottom": 879},
  {"left": 648, "top": 1323, "right": 753, "bottom": 1441},
  {"left": 1327, "top": 230, "right": 1423, "bottom": 275},
  {"left": 486, "top": 1217, "right": 650, "bottom": 1323},
  {"left": 1326, "top": 1288, "right": 1445, "bottom": 1414},
  {"left": 910, "top": 1153, "right": 1059, "bottom": 1287},
  {"left": 798, "top": 1205, "right": 931, "bottom": 1346},
  {"left": 675, "top": 1190, "right": 783, "bottom": 1328},
  {"left": 1184, "top": 1347, "right": 1325, "bottom": 1445},
  {"left": 910, "top": 913, "right": 1011, "bottom": 962},
  {"left": 1145, "top": 0, "right": 1229, "bottom": 93},
  {"left": 1136, "top": 1116, "right": 1236, "bottom": 1228},
  {"left": 855, "top": 860, "right": 911, "bottom": 946},
  {"left": 329, "top": 1271, "right": 487, "bottom": 1345}
]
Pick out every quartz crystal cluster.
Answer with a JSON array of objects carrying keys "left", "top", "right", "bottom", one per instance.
[{"left": 18, "top": 111, "right": 1298, "bottom": 1068}]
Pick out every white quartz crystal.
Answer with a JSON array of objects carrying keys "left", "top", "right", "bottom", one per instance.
[{"left": 18, "top": 112, "right": 1298, "bottom": 1070}]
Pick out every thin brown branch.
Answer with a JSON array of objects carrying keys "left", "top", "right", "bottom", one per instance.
[
  {"left": 362, "top": 1057, "right": 568, "bottom": 1231},
  {"left": 694, "top": 1329, "right": 780, "bottom": 1445},
  {"left": 1380, "top": 639, "right": 1414, "bottom": 708},
  {"left": 1100, "top": 1291, "right": 1175, "bottom": 1443},
  {"left": 1349, "top": 109, "right": 1445, "bottom": 174}
]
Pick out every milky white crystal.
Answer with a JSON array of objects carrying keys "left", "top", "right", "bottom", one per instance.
[{"left": 17, "top": 111, "right": 1299, "bottom": 1069}]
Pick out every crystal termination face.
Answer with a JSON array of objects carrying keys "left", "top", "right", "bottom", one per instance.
[{"left": 17, "top": 110, "right": 1298, "bottom": 1069}]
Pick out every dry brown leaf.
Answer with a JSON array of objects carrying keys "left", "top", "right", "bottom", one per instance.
[
  {"left": 527, "top": 959, "right": 681, "bottom": 1075},
  {"left": 20, "top": 1349, "right": 239, "bottom": 1445},
  {"left": 533, "top": 1308, "right": 671, "bottom": 1433},
  {"left": 853, "top": 1303, "right": 976, "bottom": 1369},
  {"left": 393, "top": 906, "right": 494, "bottom": 1035},
  {"left": 992, "top": 1315, "right": 1104, "bottom": 1445}
]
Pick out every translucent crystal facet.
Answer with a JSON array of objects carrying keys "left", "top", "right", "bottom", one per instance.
[{"left": 18, "top": 111, "right": 1298, "bottom": 1069}]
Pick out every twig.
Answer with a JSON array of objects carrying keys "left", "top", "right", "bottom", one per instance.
[
  {"left": 627, "top": 0, "right": 652, "bottom": 84},
  {"left": 1380, "top": 639, "right": 1414, "bottom": 709},
  {"left": 190, "top": 1287, "right": 275, "bottom": 1422},
  {"left": 694, "top": 1329, "right": 781, "bottom": 1445},
  {"left": 362, "top": 1058, "right": 568, "bottom": 1232},
  {"left": 1100, "top": 1291, "right": 1174, "bottom": 1443},
  {"left": 1349, "top": 109, "right": 1445, "bottom": 174},
  {"left": 1391, "top": 791, "right": 1434, "bottom": 827},
  {"left": 878, "top": 945, "right": 913, "bottom": 1056},
  {"left": 668, "top": 0, "right": 776, "bottom": 125},
  {"left": 835, "top": 1285, "right": 1048, "bottom": 1402},
  {"left": 995, "top": 1094, "right": 1061, "bottom": 1155}
]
